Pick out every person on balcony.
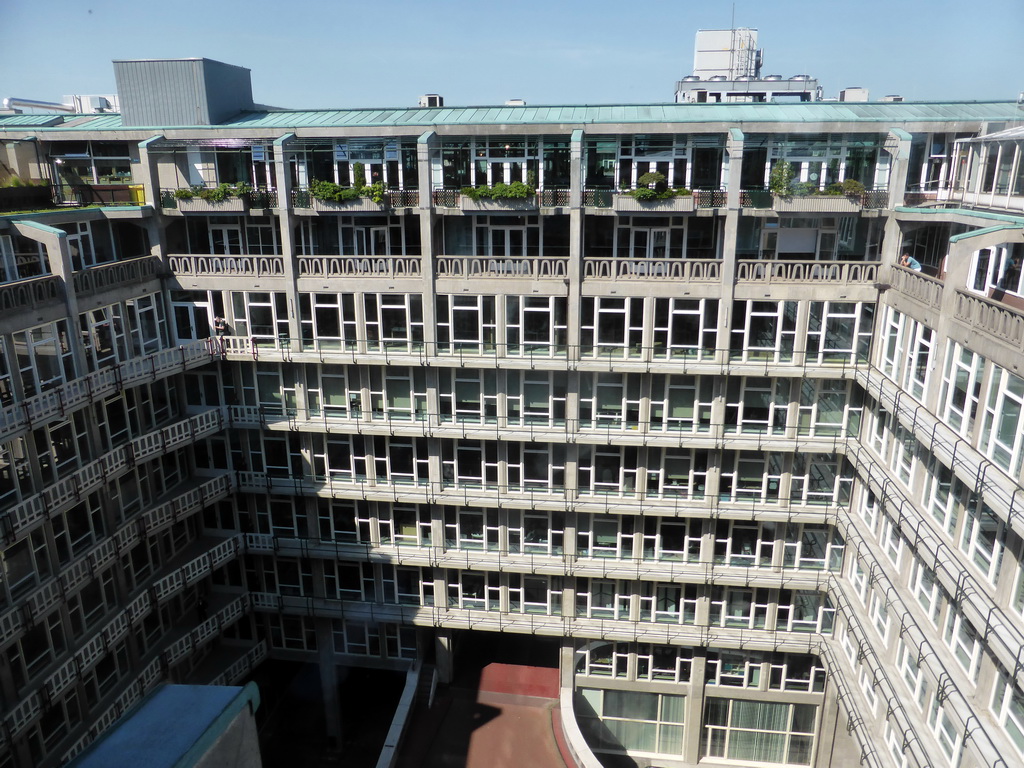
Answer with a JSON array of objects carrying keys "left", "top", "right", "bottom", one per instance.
[{"left": 900, "top": 253, "right": 922, "bottom": 271}]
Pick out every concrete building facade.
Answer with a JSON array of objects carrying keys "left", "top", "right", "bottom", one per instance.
[{"left": 1, "top": 62, "right": 1024, "bottom": 768}]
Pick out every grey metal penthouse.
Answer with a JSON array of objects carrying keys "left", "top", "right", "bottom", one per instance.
[{"left": 1, "top": 58, "right": 1023, "bottom": 768}]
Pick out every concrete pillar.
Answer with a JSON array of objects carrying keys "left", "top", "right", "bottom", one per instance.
[
  {"left": 272, "top": 134, "right": 301, "bottom": 348},
  {"left": 136, "top": 135, "right": 164, "bottom": 209},
  {"left": 683, "top": 653, "right": 707, "bottom": 763},
  {"left": 315, "top": 618, "right": 345, "bottom": 746},
  {"left": 884, "top": 129, "right": 912, "bottom": 209},
  {"left": 435, "top": 628, "right": 454, "bottom": 684}
]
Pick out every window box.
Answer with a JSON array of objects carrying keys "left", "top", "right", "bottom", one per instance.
[
  {"left": 312, "top": 197, "right": 388, "bottom": 213},
  {"left": 773, "top": 195, "right": 862, "bottom": 213},
  {"left": 613, "top": 194, "right": 695, "bottom": 213},
  {"left": 459, "top": 196, "right": 537, "bottom": 212},
  {"left": 176, "top": 197, "right": 247, "bottom": 213}
]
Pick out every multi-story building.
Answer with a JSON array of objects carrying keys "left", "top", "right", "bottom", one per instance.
[{"left": 1, "top": 57, "right": 1023, "bottom": 768}]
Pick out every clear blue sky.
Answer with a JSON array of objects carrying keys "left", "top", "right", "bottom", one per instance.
[{"left": 3, "top": 0, "right": 1022, "bottom": 109}]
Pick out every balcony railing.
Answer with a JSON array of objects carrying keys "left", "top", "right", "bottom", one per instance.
[
  {"left": 583, "top": 257, "right": 721, "bottom": 282},
  {"left": 435, "top": 256, "right": 568, "bottom": 279},
  {"left": 0, "top": 275, "right": 62, "bottom": 313},
  {"left": 167, "top": 254, "right": 285, "bottom": 278},
  {"left": 890, "top": 264, "right": 943, "bottom": 308},
  {"left": 612, "top": 194, "right": 696, "bottom": 213},
  {"left": 735, "top": 260, "right": 879, "bottom": 285},
  {"left": 740, "top": 188, "right": 889, "bottom": 211},
  {"left": 73, "top": 255, "right": 163, "bottom": 295},
  {"left": 954, "top": 290, "right": 1024, "bottom": 347},
  {"left": 297, "top": 255, "right": 422, "bottom": 278},
  {"left": 292, "top": 188, "right": 418, "bottom": 211}
]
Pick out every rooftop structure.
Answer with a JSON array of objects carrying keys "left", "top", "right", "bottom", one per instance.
[{"left": 0, "top": 58, "right": 1024, "bottom": 768}]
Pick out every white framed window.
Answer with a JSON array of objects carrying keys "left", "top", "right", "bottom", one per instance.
[
  {"left": 652, "top": 297, "right": 718, "bottom": 360},
  {"left": 578, "top": 372, "right": 641, "bottom": 430},
  {"left": 575, "top": 578, "right": 631, "bottom": 620},
  {"left": 858, "top": 666, "right": 879, "bottom": 716},
  {"left": 505, "top": 369, "right": 566, "bottom": 427},
  {"left": 980, "top": 366, "right": 1024, "bottom": 478},
  {"left": 715, "top": 520, "right": 777, "bottom": 568},
  {"left": 649, "top": 374, "right": 714, "bottom": 433},
  {"left": 382, "top": 564, "right": 434, "bottom": 606},
  {"left": 719, "top": 450, "right": 783, "bottom": 504},
  {"left": 441, "top": 439, "right": 499, "bottom": 488},
  {"left": 507, "top": 509, "right": 565, "bottom": 555},
  {"left": 299, "top": 292, "right": 357, "bottom": 351},
  {"left": 640, "top": 582, "right": 699, "bottom": 625},
  {"left": 577, "top": 445, "right": 639, "bottom": 495},
  {"left": 806, "top": 301, "right": 874, "bottom": 365},
  {"left": 364, "top": 293, "right": 424, "bottom": 351},
  {"left": 506, "top": 442, "right": 565, "bottom": 491},
  {"left": 958, "top": 500, "right": 1003, "bottom": 583},
  {"left": 790, "top": 453, "right": 852, "bottom": 505},
  {"left": 367, "top": 366, "right": 427, "bottom": 422},
  {"left": 878, "top": 514, "right": 903, "bottom": 567},
  {"left": 12, "top": 319, "right": 76, "bottom": 397},
  {"left": 922, "top": 458, "right": 960, "bottom": 537},
  {"left": 895, "top": 641, "right": 929, "bottom": 710},
  {"left": 508, "top": 573, "right": 562, "bottom": 615},
  {"left": 708, "top": 587, "right": 770, "bottom": 629},
  {"left": 577, "top": 514, "right": 635, "bottom": 559},
  {"left": 782, "top": 523, "right": 844, "bottom": 571},
  {"left": 641, "top": 516, "right": 702, "bottom": 562},
  {"left": 580, "top": 296, "right": 645, "bottom": 358},
  {"left": 725, "top": 377, "right": 790, "bottom": 434},
  {"left": 943, "top": 609, "right": 981, "bottom": 679},
  {"left": 730, "top": 300, "right": 798, "bottom": 363},
  {"left": 505, "top": 295, "right": 567, "bottom": 357},
  {"left": 438, "top": 368, "right": 498, "bottom": 424},
  {"left": 926, "top": 692, "right": 963, "bottom": 766},
  {"left": 908, "top": 557, "right": 941, "bottom": 625},
  {"left": 777, "top": 590, "right": 835, "bottom": 633},
  {"left": 646, "top": 447, "right": 709, "bottom": 499},
  {"left": 938, "top": 341, "right": 986, "bottom": 436},
  {"left": 379, "top": 504, "right": 432, "bottom": 547},
  {"left": 868, "top": 591, "right": 891, "bottom": 644},
  {"left": 884, "top": 722, "right": 910, "bottom": 768},
  {"left": 577, "top": 687, "right": 687, "bottom": 758},
  {"left": 231, "top": 291, "right": 290, "bottom": 345},
  {"left": 992, "top": 670, "right": 1024, "bottom": 755},
  {"left": 702, "top": 698, "right": 816, "bottom": 766},
  {"left": 372, "top": 436, "right": 429, "bottom": 485},
  {"left": 436, "top": 294, "right": 497, "bottom": 354},
  {"left": 847, "top": 555, "right": 870, "bottom": 606}
]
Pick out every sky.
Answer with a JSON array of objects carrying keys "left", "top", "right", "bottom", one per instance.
[{"left": 2, "top": 0, "right": 1022, "bottom": 110}]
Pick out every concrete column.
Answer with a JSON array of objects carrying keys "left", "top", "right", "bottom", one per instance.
[
  {"left": 273, "top": 134, "right": 301, "bottom": 348},
  {"left": 683, "top": 654, "right": 707, "bottom": 764},
  {"left": 435, "top": 628, "right": 454, "bottom": 684},
  {"left": 884, "top": 129, "right": 912, "bottom": 209},
  {"left": 417, "top": 131, "right": 438, "bottom": 356},
  {"left": 315, "top": 618, "right": 345, "bottom": 746},
  {"left": 567, "top": 130, "right": 584, "bottom": 364},
  {"left": 136, "top": 135, "right": 164, "bottom": 209}
]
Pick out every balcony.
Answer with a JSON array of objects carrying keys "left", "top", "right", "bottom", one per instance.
[
  {"left": 168, "top": 254, "right": 285, "bottom": 279},
  {"left": 293, "top": 188, "right": 418, "bottom": 212},
  {"left": 889, "top": 264, "right": 943, "bottom": 309},
  {"left": 612, "top": 194, "right": 695, "bottom": 213},
  {"left": 73, "top": 255, "right": 163, "bottom": 296},
  {"left": 435, "top": 256, "right": 568, "bottom": 279},
  {"left": 297, "top": 255, "right": 422, "bottom": 278},
  {"left": 0, "top": 274, "right": 62, "bottom": 314},
  {"left": 741, "top": 189, "right": 889, "bottom": 212},
  {"left": 735, "top": 260, "right": 879, "bottom": 286},
  {"left": 159, "top": 185, "right": 274, "bottom": 212},
  {"left": 583, "top": 257, "right": 721, "bottom": 282},
  {"left": 954, "top": 289, "right": 1024, "bottom": 347}
]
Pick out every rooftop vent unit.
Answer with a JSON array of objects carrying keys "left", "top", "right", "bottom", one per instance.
[
  {"left": 419, "top": 94, "right": 443, "bottom": 108},
  {"left": 790, "top": 74, "right": 812, "bottom": 81},
  {"left": 681, "top": 75, "right": 701, "bottom": 82},
  {"left": 763, "top": 75, "right": 783, "bottom": 81},
  {"left": 505, "top": 99, "right": 526, "bottom": 106},
  {"left": 881, "top": 94, "right": 904, "bottom": 103},
  {"left": 709, "top": 75, "right": 728, "bottom": 82},
  {"left": 735, "top": 75, "right": 753, "bottom": 81}
]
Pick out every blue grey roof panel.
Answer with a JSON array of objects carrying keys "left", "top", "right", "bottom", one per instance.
[{"left": 5, "top": 101, "right": 1020, "bottom": 132}]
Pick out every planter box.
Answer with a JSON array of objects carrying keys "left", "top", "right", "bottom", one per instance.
[
  {"left": 176, "top": 197, "right": 247, "bottom": 213},
  {"left": 773, "top": 195, "right": 862, "bottom": 213},
  {"left": 312, "top": 197, "right": 389, "bottom": 213},
  {"left": 459, "top": 197, "right": 537, "bottom": 212},
  {"left": 613, "top": 195, "right": 696, "bottom": 213}
]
